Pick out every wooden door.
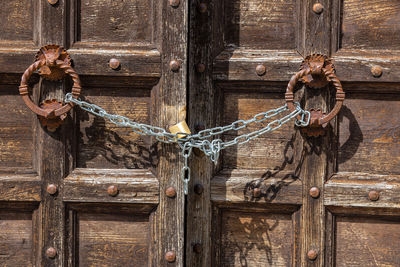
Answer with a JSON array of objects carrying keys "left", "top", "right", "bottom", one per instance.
[
  {"left": 0, "top": 0, "right": 187, "bottom": 266},
  {"left": 186, "top": 0, "right": 400, "bottom": 266}
]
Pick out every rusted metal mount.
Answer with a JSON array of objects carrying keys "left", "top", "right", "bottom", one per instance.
[
  {"left": 285, "top": 54, "right": 345, "bottom": 137},
  {"left": 19, "top": 45, "right": 81, "bottom": 131}
]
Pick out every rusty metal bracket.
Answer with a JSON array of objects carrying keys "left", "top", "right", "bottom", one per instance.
[
  {"left": 19, "top": 45, "right": 81, "bottom": 131},
  {"left": 285, "top": 54, "right": 345, "bottom": 137}
]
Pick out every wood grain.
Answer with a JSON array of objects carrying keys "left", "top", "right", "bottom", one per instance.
[
  {"left": 0, "top": 1, "right": 34, "bottom": 42},
  {"left": 335, "top": 215, "right": 400, "bottom": 266},
  {"left": 0, "top": 86, "right": 33, "bottom": 168},
  {"left": 0, "top": 211, "right": 34, "bottom": 267},
  {"left": 341, "top": 0, "right": 400, "bottom": 49},
  {"left": 76, "top": 88, "right": 154, "bottom": 169},
  {"left": 77, "top": 212, "right": 150, "bottom": 267},
  {"left": 217, "top": 210, "right": 294, "bottom": 266},
  {"left": 78, "top": 0, "right": 152, "bottom": 44},
  {"left": 224, "top": 0, "right": 296, "bottom": 49},
  {"left": 63, "top": 169, "right": 159, "bottom": 204},
  {"left": 222, "top": 91, "right": 296, "bottom": 169},
  {"left": 325, "top": 172, "right": 400, "bottom": 208},
  {"left": 212, "top": 170, "right": 302, "bottom": 205},
  {"left": 338, "top": 93, "right": 400, "bottom": 174}
]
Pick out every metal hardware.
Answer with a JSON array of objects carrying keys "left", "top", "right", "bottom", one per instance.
[
  {"left": 193, "top": 243, "right": 202, "bottom": 254},
  {"left": 19, "top": 45, "right": 81, "bottom": 131},
  {"left": 368, "top": 190, "right": 380, "bottom": 201},
  {"left": 313, "top": 3, "right": 324, "bottom": 14},
  {"left": 165, "top": 186, "right": 177, "bottom": 198},
  {"left": 253, "top": 188, "right": 262, "bottom": 198},
  {"left": 109, "top": 58, "right": 120, "bottom": 70},
  {"left": 48, "top": 0, "right": 58, "bottom": 5},
  {"left": 307, "top": 249, "right": 318, "bottom": 261},
  {"left": 285, "top": 54, "right": 345, "bottom": 137},
  {"left": 196, "top": 63, "right": 206, "bottom": 73},
  {"left": 65, "top": 93, "right": 310, "bottom": 195},
  {"left": 46, "top": 184, "right": 57, "bottom": 195},
  {"left": 169, "top": 0, "right": 180, "bottom": 7},
  {"left": 169, "top": 121, "right": 191, "bottom": 139},
  {"left": 194, "top": 184, "right": 204, "bottom": 195},
  {"left": 46, "top": 247, "right": 57, "bottom": 258},
  {"left": 165, "top": 251, "right": 176, "bottom": 263},
  {"left": 107, "top": 185, "right": 119, "bottom": 197},
  {"left": 309, "top": 186, "right": 320, "bottom": 198},
  {"left": 371, "top": 65, "right": 383, "bottom": 78},
  {"left": 169, "top": 60, "right": 181, "bottom": 72},
  {"left": 198, "top": 3, "right": 207, "bottom": 13},
  {"left": 256, "top": 64, "right": 266, "bottom": 76}
]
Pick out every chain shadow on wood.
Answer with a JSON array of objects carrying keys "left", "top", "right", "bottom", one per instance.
[{"left": 76, "top": 97, "right": 159, "bottom": 169}]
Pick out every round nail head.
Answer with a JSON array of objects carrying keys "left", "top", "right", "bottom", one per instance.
[
  {"left": 194, "top": 184, "right": 204, "bottom": 195},
  {"left": 47, "top": 184, "right": 57, "bottom": 195},
  {"left": 309, "top": 187, "right": 320, "bottom": 198},
  {"left": 107, "top": 185, "right": 119, "bottom": 197},
  {"left": 48, "top": 0, "right": 58, "bottom": 5},
  {"left": 256, "top": 64, "right": 266, "bottom": 76},
  {"left": 307, "top": 249, "right": 318, "bottom": 261},
  {"left": 253, "top": 188, "right": 262, "bottom": 198},
  {"left": 109, "top": 58, "right": 120, "bottom": 70},
  {"left": 165, "top": 251, "right": 176, "bottom": 263},
  {"left": 371, "top": 66, "right": 383, "bottom": 78},
  {"left": 198, "top": 3, "right": 207, "bottom": 13},
  {"left": 170, "top": 60, "right": 180, "bottom": 72},
  {"left": 193, "top": 243, "right": 202, "bottom": 254},
  {"left": 169, "top": 0, "right": 180, "bottom": 7},
  {"left": 165, "top": 187, "right": 177, "bottom": 198},
  {"left": 368, "top": 190, "right": 380, "bottom": 201},
  {"left": 196, "top": 63, "right": 206, "bottom": 73},
  {"left": 46, "top": 247, "right": 57, "bottom": 258},
  {"left": 313, "top": 3, "right": 324, "bottom": 14}
]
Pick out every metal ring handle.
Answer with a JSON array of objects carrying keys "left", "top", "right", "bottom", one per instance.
[
  {"left": 285, "top": 67, "right": 345, "bottom": 126},
  {"left": 18, "top": 59, "right": 81, "bottom": 118}
]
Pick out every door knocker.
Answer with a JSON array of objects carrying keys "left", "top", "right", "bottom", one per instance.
[
  {"left": 285, "top": 54, "right": 345, "bottom": 136},
  {"left": 18, "top": 45, "right": 82, "bottom": 131}
]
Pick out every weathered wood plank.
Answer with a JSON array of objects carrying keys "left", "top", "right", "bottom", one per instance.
[
  {"left": 155, "top": 0, "right": 188, "bottom": 266},
  {"left": 0, "top": 178, "right": 41, "bottom": 202},
  {"left": 63, "top": 169, "right": 159, "bottom": 204},
  {"left": 325, "top": 172, "right": 400, "bottom": 208},
  {"left": 211, "top": 170, "right": 302, "bottom": 205}
]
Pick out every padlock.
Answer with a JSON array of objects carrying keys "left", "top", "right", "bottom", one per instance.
[{"left": 169, "top": 120, "right": 191, "bottom": 139}]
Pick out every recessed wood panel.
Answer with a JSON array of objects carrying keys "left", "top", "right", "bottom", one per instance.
[
  {"left": 224, "top": 0, "right": 296, "bottom": 49},
  {"left": 77, "top": 212, "right": 149, "bottom": 267},
  {"left": 0, "top": 211, "right": 33, "bottom": 266},
  {"left": 0, "top": 87, "right": 33, "bottom": 168},
  {"left": 78, "top": 0, "right": 152, "bottom": 44},
  {"left": 336, "top": 216, "right": 400, "bottom": 266},
  {"left": 222, "top": 92, "right": 295, "bottom": 169},
  {"left": 0, "top": 1, "right": 34, "bottom": 42},
  {"left": 77, "top": 88, "right": 155, "bottom": 169},
  {"left": 219, "top": 210, "right": 293, "bottom": 266},
  {"left": 341, "top": 0, "right": 400, "bottom": 49},
  {"left": 338, "top": 93, "right": 400, "bottom": 174}
]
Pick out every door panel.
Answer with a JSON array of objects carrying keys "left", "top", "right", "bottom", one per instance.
[
  {"left": 187, "top": 0, "right": 400, "bottom": 266},
  {"left": 0, "top": 0, "right": 186, "bottom": 266}
]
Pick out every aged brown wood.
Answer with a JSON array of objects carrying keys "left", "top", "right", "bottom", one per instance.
[{"left": 0, "top": 0, "right": 186, "bottom": 266}]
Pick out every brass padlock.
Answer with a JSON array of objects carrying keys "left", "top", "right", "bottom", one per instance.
[{"left": 169, "top": 120, "right": 191, "bottom": 139}]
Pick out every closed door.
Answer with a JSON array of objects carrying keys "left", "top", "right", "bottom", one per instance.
[
  {"left": 0, "top": 0, "right": 187, "bottom": 266},
  {"left": 1, "top": 1, "right": 400, "bottom": 267},
  {"left": 186, "top": 0, "right": 400, "bottom": 266}
]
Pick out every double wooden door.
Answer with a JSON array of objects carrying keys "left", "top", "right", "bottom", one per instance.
[{"left": 0, "top": 0, "right": 399, "bottom": 266}]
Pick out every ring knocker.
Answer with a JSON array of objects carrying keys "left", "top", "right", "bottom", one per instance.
[
  {"left": 18, "top": 45, "right": 81, "bottom": 131},
  {"left": 285, "top": 54, "right": 345, "bottom": 136}
]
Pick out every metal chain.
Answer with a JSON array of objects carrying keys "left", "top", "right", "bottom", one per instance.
[{"left": 65, "top": 93, "right": 310, "bottom": 195}]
